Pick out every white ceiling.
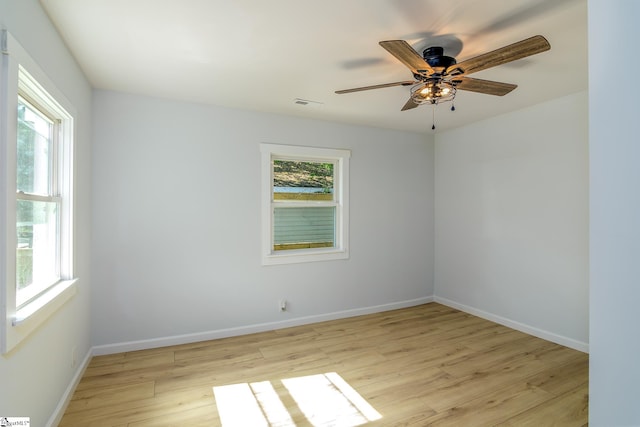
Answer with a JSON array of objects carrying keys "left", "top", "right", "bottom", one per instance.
[{"left": 40, "top": 0, "right": 587, "bottom": 134}]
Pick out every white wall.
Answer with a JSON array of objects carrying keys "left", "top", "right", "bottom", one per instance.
[
  {"left": 0, "top": 1, "right": 93, "bottom": 425},
  {"left": 91, "top": 90, "right": 434, "bottom": 348},
  {"left": 434, "top": 91, "right": 589, "bottom": 350},
  {"left": 589, "top": 1, "right": 640, "bottom": 425}
]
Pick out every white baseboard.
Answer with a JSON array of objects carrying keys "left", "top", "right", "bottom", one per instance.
[
  {"left": 92, "top": 296, "right": 435, "bottom": 356},
  {"left": 46, "top": 346, "right": 93, "bottom": 427},
  {"left": 434, "top": 296, "right": 589, "bottom": 353}
]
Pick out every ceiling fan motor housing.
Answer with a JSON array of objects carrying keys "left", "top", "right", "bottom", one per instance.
[{"left": 423, "top": 46, "right": 456, "bottom": 71}]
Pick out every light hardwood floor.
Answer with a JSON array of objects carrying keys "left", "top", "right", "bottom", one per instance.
[{"left": 59, "top": 303, "right": 588, "bottom": 426}]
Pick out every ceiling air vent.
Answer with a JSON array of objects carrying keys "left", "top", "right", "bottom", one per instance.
[{"left": 293, "top": 98, "right": 323, "bottom": 107}]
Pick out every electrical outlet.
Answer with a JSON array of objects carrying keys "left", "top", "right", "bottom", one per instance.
[
  {"left": 71, "top": 345, "right": 77, "bottom": 368},
  {"left": 280, "top": 299, "right": 287, "bottom": 311}
]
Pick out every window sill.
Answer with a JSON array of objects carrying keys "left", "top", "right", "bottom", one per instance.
[
  {"left": 262, "top": 247, "right": 349, "bottom": 266},
  {"left": 3, "top": 278, "right": 77, "bottom": 354},
  {"left": 13, "top": 279, "right": 77, "bottom": 327}
]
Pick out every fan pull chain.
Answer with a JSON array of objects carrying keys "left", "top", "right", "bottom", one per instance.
[
  {"left": 451, "top": 103, "right": 456, "bottom": 111},
  {"left": 432, "top": 104, "right": 436, "bottom": 130}
]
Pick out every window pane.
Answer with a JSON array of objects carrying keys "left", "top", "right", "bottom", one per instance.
[
  {"left": 274, "top": 206, "right": 335, "bottom": 251},
  {"left": 17, "top": 98, "right": 54, "bottom": 195},
  {"left": 16, "top": 199, "right": 59, "bottom": 306},
  {"left": 273, "top": 160, "right": 333, "bottom": 201}
]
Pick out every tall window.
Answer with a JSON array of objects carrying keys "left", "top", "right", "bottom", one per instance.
[
  {"left": 2, "top": 29, "right": 76, "bottom": 353},
  {"left": 261, "top": 144, "right": 350, "bottom": 265},
  {"left": 16, "top": 96, "right": 61, "bottom": 306},
  {"left": 13, "top": 67, "right": 74, "bottom": 314}
]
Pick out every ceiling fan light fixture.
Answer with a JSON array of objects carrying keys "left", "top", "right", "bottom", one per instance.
[
  {"left": 410, "top": 81, "right": 456, "bottom": 105},
  {"left": 337, "top": 35, "right": 550, "bottom": 116}
]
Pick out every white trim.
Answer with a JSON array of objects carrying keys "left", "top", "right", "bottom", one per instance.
[
  {"left": 0, "top": 31, "right": 11, "bottom": 356},
  {"left": 45, "top": 345, "right": 93, "bottom": 427},
  {"left": 13, "top": 279, "right": 76, "bottom": 325},
  {"left": 93, "top": 296, "right": 434, "bottom": 355},
  {"left": 263, "top": 246, "right": 349, "bottom": 265},
  {"left": 260, "top": 143, "right": 351, "bottom": 266},
  {"left": 1, "top": 30, "right": 77, "bottom": 353},
  {"left": 434, "top": 296, "right": 589, "bottom": 353}
]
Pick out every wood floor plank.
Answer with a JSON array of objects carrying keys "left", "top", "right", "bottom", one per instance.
[
  {"left": 82, "top": 351, "right": 175, "bottom": 377},
  {"left": 173, "top": 342, "right": 265, "bottom": 364},
  {"left": 496, "top": 381, "right": 589, "bottom": 426},
  {"left": 59, "top": 303, "right": 588, "bottom": 426},
  {"left": 438, "top": 335, "right": 556, "bottom": 378},
  {"left": 127, "top": 404, "right": 218, "bottom": 427},
  {"left": 64, "top": 381, "right": 156, "bottom": 414},
  {"left": 525, "top": 356, "right": 589, "bottom": 396},
  {"left": 423, "top": 382, "right": 554, "bottom": 426},
  {"left": 60, "top": 387, "right": 214, "bottom": 427}
]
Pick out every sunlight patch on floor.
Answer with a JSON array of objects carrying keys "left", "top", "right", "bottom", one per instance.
[
  {"left": 213, "top": 372, "right": 381, "bottom": 426},
  {"left": 282, "top": 372, "right": 382, "bottom": 426}
]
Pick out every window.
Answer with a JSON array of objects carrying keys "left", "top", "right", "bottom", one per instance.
[
  {"left": 261, "top": 144, "right": 350, "bottom": 265},
  {"left": 1, "top": 31, "right": 76, "bottom": 353},
  {"left": 16, "top": 92, "right": 65, "bottom": 306}
]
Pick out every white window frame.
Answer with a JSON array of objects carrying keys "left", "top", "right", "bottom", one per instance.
[
  {"left": 1, "top": 31, "right": 77, "bottom": 354},
  {"left": 261, "top": 143, "right": 350, "bottom": 265}
]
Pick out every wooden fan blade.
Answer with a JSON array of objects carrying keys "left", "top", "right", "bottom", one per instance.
[
  {"left": 379, "top": 40, "right": 435, "bottom": 76},
  {"left": 446, "top": 35, "right": 550, "bottom": 76},
  {"left": 401, "top": 97, "right": 419, "bottom": 111},
  {"left": 452, "top": 76, "right": 517, "bottom": 96},
  {"left": 335, "top": 80, "right": 416, "bottom": 94}
]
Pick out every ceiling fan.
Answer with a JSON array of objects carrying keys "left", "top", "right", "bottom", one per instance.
[{"left": 335, "top": 35, "right": 551, "bottom": 114}]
